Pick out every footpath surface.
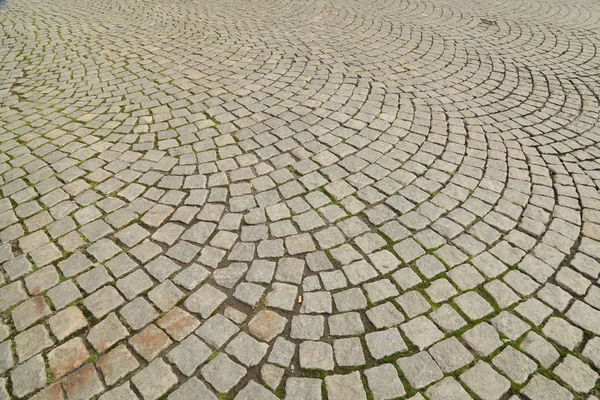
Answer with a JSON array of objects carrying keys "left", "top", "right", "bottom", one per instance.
[{"left": 0, "top": 0, "right": 600, "bottom": 398}]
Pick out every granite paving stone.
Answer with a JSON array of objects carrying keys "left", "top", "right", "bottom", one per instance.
[
  {"left": 0, "top": 0, "right": 597, "bottom": 397},
  {"left": 364, "top": 364, "right": 406, "bottom": 400},
  {"left": 425, "top": 377, "right": 472, "bottom": 400},
  {"left": 522, "top": 375, "right": 574, "bottom": 400},
  {"left": 167, "top": 335, "right": 211, "bottom": 376},
  {"left": 460, "top": 361, "right": 511, "bottom": 400},
  {"left": 492, "top": 346, "right": 537, "bottom": 384},
  {"left": 299, "top": 341, "right": 335, "bottom": 371},
  {"left": 261, "top": 363, "right": 284, "bottom": 391},
  {"left": 167, "top": 378, "right": 217, "bottom": 400},
  {"left": 131, "top": 359, "right": 178, "bottom": 400},
  {"left": 428, "top": 337, "right": 474, "bottom": 373},
  {"left": 553, "top": 355, "right": 598, "bottom": 393},
  {"left": 285, "top": 377, "right": 322, "bottom": 400},
  {"left": 325, "top": 372, "right": 367, "bottom": 400},
  {"left": 61, "top": 364, "right": 104, "bottom": 400},
  {"left": 397, "top": 351, "right": 443, "bottom": 389},
  {"left": 129, "top": 324, "right": 172, "bottom": 361},
  {"left": 201, "top": 354, "right": 247, "bottom": 394},
  {"left": 97, "top": 345, "right": 140, "bottom": 386}
]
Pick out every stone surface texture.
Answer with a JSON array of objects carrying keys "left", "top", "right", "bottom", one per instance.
[{"left": 0, "top": 0, "right": 599, "bottom": 397}]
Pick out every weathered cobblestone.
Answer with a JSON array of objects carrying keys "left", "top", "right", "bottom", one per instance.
[
  {"left": 1, "top": 0, "right": 599, "bottom": 397},
  {"left": 131, "top": 359, "right": 178, "bottom": 400}
]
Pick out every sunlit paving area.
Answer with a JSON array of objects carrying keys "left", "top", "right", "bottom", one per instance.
[{"left": 1, "top": 0, "right": 600, "bottom": 398}]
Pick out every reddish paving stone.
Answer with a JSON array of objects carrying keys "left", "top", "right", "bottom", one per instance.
[
  {"left": 29, "top": 383, "right": 64, "bottom": 400},
  {"left": 12, "top": 296, "right": 52, "bottom": 331},
  {"left": 157, "top": 307, "right": 200, "bottom": 341},
  {"left": 47, "top": 337, "right": 90, "bottom": 378},
  {"left": 61, "top": 364, "right": 104, "bottom": 400},
  {"left": 248, "top": 310, "right": 288, "bottom": 342},
  {"left": 97, "top": 344, "right": 140, "bottom": 386},
  {"left": 129, "top": 324, "right": 173, "bottom": 361}
]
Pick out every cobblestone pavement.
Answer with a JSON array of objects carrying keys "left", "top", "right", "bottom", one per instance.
[{"left": 1, "top": 0, "right": 600, "bottom": 398}]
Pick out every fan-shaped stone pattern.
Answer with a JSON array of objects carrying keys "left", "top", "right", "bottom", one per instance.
[{"left": 0, "top": 0, "right": 599, "bottom": 398}]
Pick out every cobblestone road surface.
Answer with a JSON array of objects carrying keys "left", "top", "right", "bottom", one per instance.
[{"left": 1, "top": 0, "right": 600, "bottom": 398}]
